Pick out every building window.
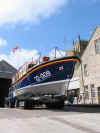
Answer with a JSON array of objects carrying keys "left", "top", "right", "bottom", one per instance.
[
  {"left": 97, "top": 87, "right": 100, "bottom": 104},
  {"left": 84, "top": 86, "right": 89, "bottom": 99},
  {"left": 84, "top": 64, "right": 88, "bottom": 76},
  {"left": 91, "top": 84, "right": 95, "bottom": 97},
  {"left": 95, "top": 39, "right": 100, "bottom": 54}
]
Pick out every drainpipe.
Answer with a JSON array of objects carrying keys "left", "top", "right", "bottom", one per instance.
[{"left": 80, "top": 61, "right": 85, "bottom": 104}]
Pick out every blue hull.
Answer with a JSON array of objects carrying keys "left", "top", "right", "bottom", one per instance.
[{"left": 11, "top": 56, "right": 80, "bottom": 90}]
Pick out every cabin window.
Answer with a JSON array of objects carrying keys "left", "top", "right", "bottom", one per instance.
[
  {"left": 84, "top": 85, "right": 89, "bottom": 99},
  {"left": 95, "top": 39, "right": 100, "bottom": 54},
  {"left": 84, "top": 64, "right": 88, "bottom": 76},
  {"left": 23, "top": 66, "right": 26, "bottom": 75},
  {"left": 91, "top": 84, "right": 95, "bottom": 97},
  {"left": 28, "top": 64, "right": 34, "bottom": 69},
  {"left": 20, "top": 71, "right": 23, "bottom": 77}
]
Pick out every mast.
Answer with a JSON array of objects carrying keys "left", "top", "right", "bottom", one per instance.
[
  {"left": 54, "top": 46, "right": 57, "bottom": 58},
  {"left": 38, "top": 53, "right": 41, "bottom": 64}
]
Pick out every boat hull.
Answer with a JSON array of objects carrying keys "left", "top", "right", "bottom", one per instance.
[
  {"left": 13, "top": 80, "right": 68, "bottom": 100},
  {"left": 11, "top": 56, "right": 80, "bottom": 99}
]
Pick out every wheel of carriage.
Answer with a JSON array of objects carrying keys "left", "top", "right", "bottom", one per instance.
[
  {"left": 46, "top": 100, "right": 64, "bottom": 109},
  {"left": 56, "top": 100, "right": 64, "bottom": 109},
  {"left": 46, "top": 103, "right": 52, "bottom": 109},
  {"left": 24, "top": 100, "right": 35, "bottom": 109}
]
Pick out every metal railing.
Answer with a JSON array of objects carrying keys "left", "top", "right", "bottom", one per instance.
[{"left": 67, "top": 92, "right": 100, "bottom": 104}]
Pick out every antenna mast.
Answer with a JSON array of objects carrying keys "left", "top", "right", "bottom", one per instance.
[
  {"left": 38, "top": 53, "right": 41, "bottom": 64},
  {"left": 54, "top": 46, "right": 57, "bottom": 58}
]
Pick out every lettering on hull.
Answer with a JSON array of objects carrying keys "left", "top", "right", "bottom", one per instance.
[{"left": 34, "top": 70, "right": 51, "bottom": 82}]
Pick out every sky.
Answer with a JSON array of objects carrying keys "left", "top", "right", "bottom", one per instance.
[{"left": 0, "top": 0, "right": 100, "bottom": 69}]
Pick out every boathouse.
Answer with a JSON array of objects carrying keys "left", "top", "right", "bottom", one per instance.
[{"left": 0, "top": 60, "right": 17, "bottom": 107}]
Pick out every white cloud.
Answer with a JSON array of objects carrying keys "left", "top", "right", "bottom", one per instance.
[
  {"left": 0, "top": 0, "right": 68, "bottom": 26},
  {"left": 0, "top": 37, "right": 8, "bottom": 47},
  {"left": 0, "top": 47, "right": 66, "bottom": 69},
  {"left": 0, "top": 49, "right": 39, "bottom": 69},
  {"left": 49, "top": 48, "right": 66, "bottom": 58}
]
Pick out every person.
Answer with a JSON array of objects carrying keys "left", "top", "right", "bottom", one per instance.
[
  {"left": 68, "top": 94, "right": 74, "bottom": 104},
  {"left": 78, "top": 95, "right": 82, "bottom": 104}
]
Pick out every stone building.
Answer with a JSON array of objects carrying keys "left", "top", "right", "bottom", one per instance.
[
  {"left": 0, "top": 60, "right": 17, "bottom": 107},
  {"left": 66, "top": 36, "right": 88, "bottom": 103},
  {"left": 73, "top": 27, "right": 100, "bottom": 104}
]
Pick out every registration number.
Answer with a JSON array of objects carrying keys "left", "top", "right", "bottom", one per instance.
[{"left": 34, "top": 71, "right": 51, "bottom": 82}]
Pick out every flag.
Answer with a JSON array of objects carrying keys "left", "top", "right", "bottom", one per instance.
[{"left": 12, "top": 46, "right": 19, "bottom": 53}]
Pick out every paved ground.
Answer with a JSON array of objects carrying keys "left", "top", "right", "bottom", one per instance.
[{"left": 0, "top": 106, "right": 100, "bottom": 133}]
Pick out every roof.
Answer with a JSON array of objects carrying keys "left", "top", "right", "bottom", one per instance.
[
  {"left": 88, "top": 26, "right": 100, "bottom": 44},
  {"left": 0, "top": 60, "right": 17, "bottom": 79},
  {"left": 81, "top": 26, "right": 100, "bottom": 57}
]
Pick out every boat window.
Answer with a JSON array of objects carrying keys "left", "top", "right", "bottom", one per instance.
[{"left": 28, "top": 64, "right": 35, "bottom": 69}]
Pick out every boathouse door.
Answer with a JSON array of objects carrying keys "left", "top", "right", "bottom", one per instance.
[{"left": 0, "top": 78, "right": 11, "bottom": 107}]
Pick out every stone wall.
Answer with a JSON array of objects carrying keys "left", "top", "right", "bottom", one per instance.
[{"left": 78, "top": 27, "right": 100, "bottom": 104}]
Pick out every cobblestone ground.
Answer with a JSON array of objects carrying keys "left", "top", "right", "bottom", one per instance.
[{"left": 0, "top": 106, "right": 100, "bottom": 133}]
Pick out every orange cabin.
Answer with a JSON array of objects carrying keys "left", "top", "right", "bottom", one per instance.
[{"left": 42, "top": 56, "right": 50, "bottom": 62}]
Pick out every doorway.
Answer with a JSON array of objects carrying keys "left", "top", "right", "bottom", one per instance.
[{"left": 0, "top": 78, "right": 11, "bottom": 107}]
